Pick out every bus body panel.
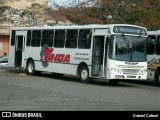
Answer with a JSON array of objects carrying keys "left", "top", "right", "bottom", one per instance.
[
  {"left": 8, "top": 24, "right": 148, "bottom": 83},
  {"left": 107, "top": 59, "right": 147, "bottom": 80},
  {"left": 24, "top": 45, "right": 93, "bottom": 75},
  {"left": 9, "top": 44, "right": 15, "bottom": 67},
  {"left": 92, "top": 29, "right": 109, "bottom": 36},
  {"left": 147, "top": 31, "right": 160, "bottom": 84},
  {"left": 147, "top": 52, "right": 160, "bottom": 81},
  {"left": 9, "top": 30, "right": 27, "bottom": 68}
]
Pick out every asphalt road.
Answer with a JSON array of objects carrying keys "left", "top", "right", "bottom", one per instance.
[{"left": 0, "top": 70, "right": 160, "bottom": 111}]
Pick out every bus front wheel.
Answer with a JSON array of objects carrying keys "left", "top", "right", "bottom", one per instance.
[{"left": 79, "top": 66, "right": 91, "bottom": 83}]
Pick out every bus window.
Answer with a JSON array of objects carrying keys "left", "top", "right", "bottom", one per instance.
[
  {"left": 54, "top": 30, "right": 65, "bottom": 48},
  {"left": 66, "top": 30, "right": 78, "bottom": 48},
  {"left": 11, "top": 30, "right": 15, "bottom": 46},
  {"left": 78, "top": 30, "right": 91, "bottom": 49},
  {"left": 41, "top": 30, "right": 53, "bottom": 47},
  {"left": 147, "top": 36, "right": 156, "bottom": 55},
  {"left": 156, "top": 36, "right": 160, "bottom": 55},
  {"left": 31, "top": 30, "right": 41, "bottom": 47},
  {"left": 26, "top": 30, "right": 31, "bottom": 46}
]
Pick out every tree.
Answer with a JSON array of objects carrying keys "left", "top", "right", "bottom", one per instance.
[
  {"left": 49, "top": 0, "right": 160, "bottom": 30},
  {"left": 21, "top": 3, "right": 48, "bottom": 26},
  {"left": 0, "top": 0, "right": 12, "bottom": 29}
]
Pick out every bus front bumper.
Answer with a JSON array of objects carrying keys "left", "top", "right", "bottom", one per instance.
[{"left": 107, "top": 71, "right": 147, "bottom": 80}]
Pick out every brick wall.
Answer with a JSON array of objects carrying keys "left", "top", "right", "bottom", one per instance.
[{"left": 0, "top": 35, "right": 9, "bottom": 57}]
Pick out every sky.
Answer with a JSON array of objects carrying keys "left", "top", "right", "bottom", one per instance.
[
  {"left": 49, "top": 0, "right": 70, "bottom": 6},
  {"left": 49, "top": 0, "right": 84, "bottom": 7}
]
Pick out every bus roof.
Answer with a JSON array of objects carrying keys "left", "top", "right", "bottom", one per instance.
[
  {"left": 147, "top": 30, "right": 160, "bottom": 35},
  {"left": 11, "top": 24, "right": 146, "bottom": 31}
]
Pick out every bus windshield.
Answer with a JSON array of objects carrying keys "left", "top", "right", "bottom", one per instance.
[{"left": 109, "top": 35, "right": 146, "bottom": 62}]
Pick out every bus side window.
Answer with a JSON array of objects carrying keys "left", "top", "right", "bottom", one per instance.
[
  {"left": 26, "top": 30, "right": 31, "bottom": 46},
  {"left": 78, "top": 30, "right": 91, "bottom": 49},
  {"left": 147, "top": 36, "right": 155, "bottom": 55},
  {"left": 31, "top": 30, "right": 41, "bottom": 47},
  {"left": 66, "top": 30, "right": 78, "bottom": 48},
  {"left": 11, "top": 30, "right": 15, "bottom": 46},
  {"left": 41, "top": 30, "right": 53, "bottom": 47},
  {"left": 156, "top": 36, "right": 160, "bottom": 55},
  {"left": 54, "top": 30, "right": 65, "bottom": 48}
]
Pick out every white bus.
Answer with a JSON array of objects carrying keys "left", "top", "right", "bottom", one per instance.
[
  {"left": 147, "top": 30, "right": 160, "bottom": 86},
  {"left": 9, "top": 24, "right": 147, "bottom": 84}
]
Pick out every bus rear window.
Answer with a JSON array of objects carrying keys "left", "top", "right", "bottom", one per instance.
[
  {"left": 11, "top": 30, "right": 15, "bottom": 46},
  {"left": 26, "top": 30, "right": 31, "bottom": 46}
]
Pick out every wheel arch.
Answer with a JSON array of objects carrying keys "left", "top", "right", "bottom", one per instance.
[
  {"left": 77, "top": 62, "right": 89, "bottom": 76},
  {"left": 26, "top": 57, "right": 34, "bottom": 68}
]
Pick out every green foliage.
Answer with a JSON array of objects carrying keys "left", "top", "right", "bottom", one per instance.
[
  {"left": 49, "top": 0, "right": 160, "bottom": 30},
  {"left": 0, "top": 0, "right": 11, "bottom": 25}
]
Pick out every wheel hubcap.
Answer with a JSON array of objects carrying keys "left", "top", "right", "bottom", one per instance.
[
  {"left": 28, "top": 63, "right": 33, "bottom": 73},
  {"left": 81, "top": 69, "right": 88, "bottom": 81}
]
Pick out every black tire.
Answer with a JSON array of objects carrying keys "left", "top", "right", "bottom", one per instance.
[
  {"left": 26, "top": 60, "right": 36, "bottom": 75},
  {"left": 109, "top": 79, "right": 120, "bottom": 85},
  {"left": 154, "top": 69, "right": 160, "bottom": 86},
  {"left": 79, "top": 66, "right": 91, "bottom": 83}
]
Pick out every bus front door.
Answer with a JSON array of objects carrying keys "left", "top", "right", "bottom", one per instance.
[
  {"left": 15, "top": 35, "right": 25, "bottom": 67},
  {"left": 92, "top": 36, "right": 107, "bottom": 77}
]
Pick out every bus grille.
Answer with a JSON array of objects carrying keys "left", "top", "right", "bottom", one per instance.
[{"left": 121, "top": 69, "right": 140, "bottom": 75}]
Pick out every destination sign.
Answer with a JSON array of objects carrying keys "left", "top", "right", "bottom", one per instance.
[{"left": 113, "top": 26, "right": 147, "bottom": 35}]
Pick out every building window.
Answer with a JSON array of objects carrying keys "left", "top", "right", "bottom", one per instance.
[{"left": 65, "top": 30, "right": 78, "bottom": 48}]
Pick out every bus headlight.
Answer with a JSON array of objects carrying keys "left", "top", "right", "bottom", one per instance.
[
  {"left": 138, "top": 69, "right": 146, "bottom": 75},
  {"left": 111, "top": 68, "right": 122, "bottom": 74}
]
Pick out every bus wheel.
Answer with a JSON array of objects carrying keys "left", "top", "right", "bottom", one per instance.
[
  {"left": 26, "top": 60, "right": 35, "bottom": 75},
  {"left": 109, "top": 80, "right": 120, "bottom": 85},
  {"left": 79, "top": 66, "right": 91, "bottom": 83},
  {"left": 155, "top": 69, "right": 160, "bottom": 86}
]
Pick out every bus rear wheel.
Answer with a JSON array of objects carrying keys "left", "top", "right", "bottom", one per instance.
[
  {"left": 79, "top": 66, "right": 91, "bottom": 83},
  {"left": 26, "top": 60, "right": 36, "bottom": 75}
]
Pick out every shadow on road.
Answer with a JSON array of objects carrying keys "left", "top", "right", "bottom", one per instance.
[
  {"left": 6, "top": 70, "right": 155, "bottom": 88},
  {"left": 38, "top": 72, "right": 149, "bottom": 87}
]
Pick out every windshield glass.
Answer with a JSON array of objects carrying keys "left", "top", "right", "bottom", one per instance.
[{"left": 109, "top": 35, "right": 146, "bottom": 62}]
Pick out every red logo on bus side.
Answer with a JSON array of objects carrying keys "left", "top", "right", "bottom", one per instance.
[{"left": 43, "top": 48, "right": 70, "bottom": 63}]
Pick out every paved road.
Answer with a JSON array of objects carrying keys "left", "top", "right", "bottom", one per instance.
[{"left": 0, "top": 70, "right": 160, "bottom": 111}]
